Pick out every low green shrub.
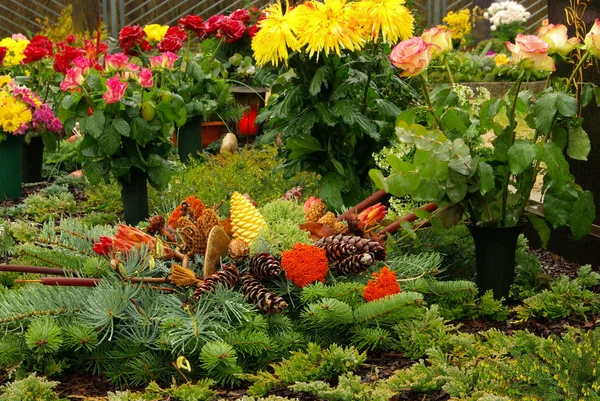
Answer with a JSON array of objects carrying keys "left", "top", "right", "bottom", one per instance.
[{"left": 0, "top": 374, "right": 65, "bottom": 401}]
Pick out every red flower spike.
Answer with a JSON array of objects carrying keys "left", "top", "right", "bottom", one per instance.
[
  {"left": 362, "top": 266, "right": 401, "bottom": 302},
  {"left": 357, "top": 203, "right": 387, "bottom": 229}
]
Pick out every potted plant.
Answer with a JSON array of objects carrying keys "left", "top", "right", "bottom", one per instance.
[
  {"left": 370, "top": 24, "right": 598, "bottom": 298},
  {"left": 58, "top": 52, "right": 185, "bottom": 225}
]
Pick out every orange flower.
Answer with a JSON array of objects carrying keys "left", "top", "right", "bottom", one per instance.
[
  {"left": 362, "top": 266, "right": 400, "bottom": 302},
  {"left": 281, "top": 243, "right": 329, "bottom": 287},
  {"left": 114, "top": 224, "right": 155, "bottom": 246},
  {"left": 357, "top": 203, "right": 387, "bottom": 229},
  {"left": 303, "top": 195, "right": 322, "bottom": 211},
  {"left": 168, "top": 195, "right": 206, "bottom": 228}
]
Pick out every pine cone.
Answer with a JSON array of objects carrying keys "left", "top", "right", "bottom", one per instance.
[
  {"left": 193, "top": 264, "right": 239, "bottom": 299},
  {"left": 177, "top": 216, "right": 206, "bottom": 255},
  {"left": 332, "top": 253, "right": 375, "bottom": 275},
  {"left": 230, "top": 192, "right": 266, "bottom": 244},
  {"left": 317, "top": 242, "right": 358, "bottom": 263},
  {"left": 317, "top": 212, "right": 336, "bottom": 227},
  {"left": 249, "top": 252, "right": 282, "bottom": 279},
  {"left": 305, "top": 201, "right": 327, "bottom": 222},
  {"left": 228, "top": 238, "right": 249, "bottom": 262},
  {"left": 199, "top": 208, "right": 221, "bottom": 237},
  {"left": 315, "top": 234, "right": 386, "bottom": 260},
  {"left": 241, "top": 274, "right": 288, "bottom": 313},
  {"left": 346, "top": 214, "right": 365, "bottom": 236}
]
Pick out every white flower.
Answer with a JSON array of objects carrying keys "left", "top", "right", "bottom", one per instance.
[{"left": 491, "top": 25, "right": 496, "bottom": 31}]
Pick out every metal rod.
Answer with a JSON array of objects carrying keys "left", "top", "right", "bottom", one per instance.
[
  {"left": 0, "top": 5, "right": 42, "bottom": 28},
  {"left": 110, "top": 0, "right": 118, "bottom": 40},
  {"left": 127, "top": 0, "right": 171, "bottom": 21},
  {"left": 120, "top": 0, "right": 125, "bottom": 31},
  {"left": 137, "top": 0, "right": 194, "bottom": 26},
  {"left": 7, "top": 0, "right": 52, "bottom": 21},
  {"left": 102, "top": 0, "right": 109, "bottom": 32},
  {"left": 167, "top": 0, "right": 211, "bottom": 25},
  {"left": 125, "top": 0, "right": 155, "bottom": 18}
]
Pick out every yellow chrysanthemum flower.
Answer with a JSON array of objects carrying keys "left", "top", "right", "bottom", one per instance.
[
  {"left": 294, "top": 0, "right": 366, "bottom": 58},
  {"left": 0, "top": 37, "right": 29, "bottom": 67},
  {"left": 252, "top": 2, "right": 301, "bottom": 66},
  {"left": 0, "top": 75, "right": 11, "bottom": 87},
  {"left": 349, "top": 0, "right": 414, "bottom": 44},
  {"left": 494, "top": 53, "right": 509, "bottom": 66},
  {"left": 143, "top": 24, "right": 169, "bottom": 43},
  {"left": 0, "top": 98, "right": 32, "bottom": 133}
]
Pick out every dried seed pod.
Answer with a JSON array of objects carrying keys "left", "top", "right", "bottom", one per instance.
[
  {"left": 241, "top": 274, "right": 288, "bottom": 313},
  {"left": 228, "top": 238, "right": 250, "bottom": 262}
]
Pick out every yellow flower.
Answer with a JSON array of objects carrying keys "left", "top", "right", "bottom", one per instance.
[
  {"left": 251, "top": 2, "right": 301, "bottom": 66},
  {"left": 494, "top": 53, "right": 509, "bottom": 66},
  {"left": 348, "top": 0, "right": 414, "bottom": 44},
  {"left": 0, "top": 98, "right": 32, "bottom": 133},
  {"left": 293, "top": 0, "right": 366, "bottom": 58},
  {"left": 442, "top": 9, "right": 471, "bottom": 40},
  {"left": 0, "top": 76, "right": 11, "bottom": 87},
  {"left": 143, "top": 24, "right": 169, "bottom": 43},
  {"left": 0, "top": 37, "right": 29, "bottom": 67}
]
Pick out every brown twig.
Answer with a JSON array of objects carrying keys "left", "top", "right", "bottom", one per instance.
[
  {"left": 0, "top": 265, "right": 78, "bottom": 276},
  {"left": 337, "top": 189, "right": 387, "bottom": 222},
  {"left": 378, "top": 202, "right": 438, "bottom": 239}
]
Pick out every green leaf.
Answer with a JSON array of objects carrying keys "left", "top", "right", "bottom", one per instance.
[
  {"left": 286, "top": 134, "right": 322, "bottom": 159},
  {"left": 374, "top": 99, "right": 401, "bottom": 119},
  {"left": 543, "top": 185, "right": 578, "bottom": 228},
  {"left": 97, "top": 126, "right": 121, "bottom": 156},
  {"left": 396, "top": 109, "right": 416, "bottom": 125},
  {"left": 527, "top": 214, "right": 550, "bottom": 248},
  {"left": 445, "top": 170, "right": 467, "bottom": 203},
  {"left": 85, "top": 74, "right": 103, "bottom": 92},
  {"left": 146, "top": 155, "right": 175, "bottom": 189},
  {"left": 319, "top": 173, "right": 345, "bottom": 210},
  {"left": 386, "top": 171, "right": 420, "bottom": 198},
  {"left": 131, "top": 117, "right": 153, "bottom": 146},
  {"left": 533, "top": 92, "right": 557, "bottom": 135},
  {"left": 332, "top": 99, "right": 358, "bottom": 122},
  {"left": 412, "top": 179, "right": 444, "bottom": 201},
  {"left": 430, "top": 215, "right": 444, "bottom": 234},
  {"left": 355, "top": 114, "right": 380, "bottom": 140},
  {"left": 507, "top": 139, "right": 537, "bottom": 174},
  {"left": 61, "top": 93, "right": 81, "bottom": 110},
  {"left": 400, "top": 220, "right": 417, "bottom": 240},
  {"left": 581, "top": 83, "right": 595, "bottom": 107},
  {"left": 492, "top": 128, "right": 511, "bottom": 162},
  {"left": 555, "top": 92, "right": 578, "bottom": 117},
  {"left": 448, "top": 138, "right": 472, "bottom": 175},
  {"left": 570, "top": 190, "right": 595, "bottom": 240},
  {"left": 83, "top": 161, "right": 104, "bottom": 185},
  {"left": 542, "top": 142, "right": 569, "bottom": 187},
  {"left": 567, "top": 125, "right": 590, "bottom": 161},
  {"left": 112, "top": 118, "right": 131, "bottom": 138},
  {"left": 413, "top": 209, "right": 431, "bottom": 219},
  {"left": 552, "top": 126, "right": 568, "bottom": 150},
  {"left": 314, "top": 103, "right": 337, "bottom": 126},
  {"left": 330, "top": 157, "right": 345, "bottom": 176},
  {"left": 431, "top": 86, "right": 457, "bottom": 109},
  {"left": 156, "top": 102, "right": 178, "bottom": 122},
  {"left": 478, "top": 162, "right": 494, "bottom": 195},
  {"left": 111, "top": 157, "right": 132, "bottom": 177},
  {"left": 86, "top": 112, "right": 105, "bottom": 139},
  {"left": 414, "top": 150, "right": 438, "bottom": 180},
  {"left": 479, "top": 99, "right": 502, "bottom": 131},
  {"left": 369, "top": 169, "right": 388, "bottom": 193},
  {"left": 441, "top": 108, "right": 468, "bottom": 134},
  {"left": 79, "top": 136, "right": 102, "bottom": 158},
  {"left": 309, "top": 66, "right": 327, "bottom": 96}
]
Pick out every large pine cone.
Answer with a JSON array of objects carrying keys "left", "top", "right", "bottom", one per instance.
[
  {"left": 315, "top": 234, "right": 386, "bottom": 260},
  {"left": 332, "top": 253, "right": 375, "bottom": 275},
  {"left": 193, "top": 264, "right": 239, "bottom": 299},
  {"left": 248, "top": 253, "right": 282, "bottom": 279},
  {"left": 241, "top": 274, "right": 288, "bottom": 313},
  {"left": 316, "top": 242, "right": 358, "bottom": 263}
]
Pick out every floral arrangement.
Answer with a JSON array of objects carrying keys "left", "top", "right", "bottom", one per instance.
[
  {"left": 0, "top": 75, "right": 62, "bottom": 142},
  {"left": 442, "top": 9, "right": 472, "bottom": 42},
  {"left": 484, "top": 0, "right": 530, "bottom": 41},
  {"left": 371, "top": 21, "right": 600, "bottom": 241}
]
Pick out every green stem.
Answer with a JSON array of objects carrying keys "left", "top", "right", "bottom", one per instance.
[
  {"left": 419, "top": 74, "right": 443, "bottom": 130},
  {"left": 500, "top": 75, "right": 524, "bottom": 227},
  {"left": 565, "top": 51, "right": 589, "bottom": 90},
  {"left": 444, "top": 59, "right": 455, "bottom": 86},
  {"left": 361, "top": 43, "right": 379, "bottom": 113}
]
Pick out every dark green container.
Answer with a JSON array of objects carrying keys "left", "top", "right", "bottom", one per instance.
[
  {"left": 21, "top": 136, "right": 44, "bottom": 184},
  {"left": 0, "top": 134, "right": 24, "bottom": 200},
  {"left": 177, "top": 116, "right": 203, "bottom": 163},
  {"left": 119, "top": 167, "right": 149, "bottom": 226},
  {"left": 467, "top": 221, "right": 526, "bottom": 299}
]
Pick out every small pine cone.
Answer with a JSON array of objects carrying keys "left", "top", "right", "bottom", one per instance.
[
  {"left": 241, "top": 274, "right": 288, "bottom": 313},
  {"left": 317, "top": 212, "right": 336, "bottom": 227},
  {"left": 332, "top": 221, "right": 346, "bottom": 234},
  {"left": 199, "top": 209, "right": 221, "bottom": 237},
  {"left": 316, "top": 235, "right": 386, "bottom": 261},
  {"left": 228, "top": 238, "right": 250, "bottom": 262},
  {"left": 346, "top": 214, "right": 365, "bottom": 236},
  {"left": 305, "top": 201, "right": 327, "bottom": 222},
  {"left": 249, "top": 252, "right": 282, "bottom": 279},
  {"left": 194, "top": 264, "right": 239, "bottom": 299},
  {"left": 146, "top": 215, "right": 165, "bottom": 236},
  {"left": 317, "top": 242, "right": 358, "bottom": 263},
  {"left": 332, "top": 253, "right": 375, "bottom": 275},
  {"left": 177, "top": 216, "right": 206, "bottom": 255}
]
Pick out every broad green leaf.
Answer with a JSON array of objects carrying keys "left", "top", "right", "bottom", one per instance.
[
  {"left": 332, "top": 99, "right": 358, "bottom": 122},
  {"left": 387, "top": 155, "right": 413, "bottom": 172},
  {"left": 355, "top": 114, "right": 380, "bottom": 140},
  {"left": 412, "top": 179, "right": 444, "bottom": 201},
  {"left": 527, "top": 213, "right": 550, "bottom": 248},
  {"left": 533, "top": 92, "right": 557, "bottom": 135},
  {"left": 85, "top": 74, "right": 103, "bottom": 92},
  {"left": 386, "top": 172, "right": 420, "bottom": 198},
  {"left": 581, "top": 83, "right": 595, "bottom": 107},
  {"left": 507, "top": 139, "right": 537, "bottom": 174},
  {"left": 79, "top": 136, "right": 102, "bottom": 158},
  {"left": 478, "top": 162, "right": 494, "bottom": 195},
  {"left": 430, "top": 215, "right": 444, "bottom": 233},
  {"left": 147, "top": 156, "right": 175, "bottom": 189},
  {"left": 492, "top": 127, "right": 511, "bottom": 162},
  {"left": 442, "top": 108, "right": 469, "bottom": 135},
  {"left": 330, "top": 157, "right": 345, "bottom": 176},
  {"left": 319, "top": 173, "right": 345, "bottom": 210},
  {"left": 542, "top": 142, "right": 569, "bottom": 186},
  {"left": 131, "top": 117, "right": 153, "bottom": 146},
  {"left": 97, "top": 126, "right": 121, "bottom": 156},
  {"left": 479, "top": 99, "right": 502, "bottom": 131},
  {"left": 431, "top": 86, "right": 457, "bottom": 108},
  {"left": 445, "top": 170, "right": 467, "bottom": 203},
  {"left": 309, "top": 66, "right": 327, "bottom": 96},
  {"left": 448, "top": 138, "right": 472, "bottom": 175},
  {"left": 396, "top": 108, "right": 417, "bottom": 125},
  {"left": 83, "top": 161, "right": 103, "bottom": 185},
  {"left": 555, "top": 92, "right": 578, "bottom": 117},
  {"left": 400, "top": 220, "right": 418, "bottom": 241},
  {"left": 61, "top": 93, "right": 81, "bottom": 110},
  {"left": 314, "top": 103, "right": 337, "bottom": 126},
  {"left": 567, "top": 125, "right": 590, "bottom": 161},
  {"left": 112, "top": 118, "right": 131, "bottom": 137},
  {"left": 543, "top": 185, "right": 578, "bottom": 228},
  {"left": 369, "top": 169, "right": 389, "bottom": 193},
  {"left": 414, "top": 150, "right": 438, "bottom": 180},
  {"left": 552, "top": 126, "right": 568, "bottom": 150},
  {"left": 413, "top": 209, "right": 432, "bottom": 219},
  {"left": 156, "top": 102, "right": 178, "bottom": 122},
  {"left": 86, "top": 112, "right": 105, "bottom": 139},
  {"left": 570, "top": 190, "right": 595, "bottom": 239},
  {"left": 374, "top": 99, "right": 401, "bottom": 119},
  {"left": 286, "top": 134, "right": 322, "bottom": 159},
  {"left": 111, "top": 157, "right": 132, "bottom": 177}
]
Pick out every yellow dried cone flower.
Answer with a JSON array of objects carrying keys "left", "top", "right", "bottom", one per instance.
[{"left": 230, "top": 192, "right": 266, "bottom": 244}]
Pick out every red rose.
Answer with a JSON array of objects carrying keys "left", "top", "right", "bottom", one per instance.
[
  {"left": 230, "top": 9, "right": 250, "bottom": 22},
  {"left": 248, "top": 14, "right": 265, "bottom": 39},
  {"left": 179, "top": 14, "right": 205, "bottom": 36},
  {"left": 66, "top": 34, "right": 77, "bottom": 45},
  {"left": 84, "top": 39, "right": 109, "bottom": 64},
  {"left": 158, "top": 35, "right": 184, "bottom": 52},
  {"left": 23, "top": 46, "right": 48, "bottom": 64},
  {"left": 119, "top": 25, "right": 147, "bottom": 54},
  {"left": 0, "top": 46, "right": 6, "bottom": 65},
  {"left": 204, "top": 14, "right": 226, "bottom": 35},
  {"left": 29, "top": 36, "right": 54, "bottom": 55},
  {"left": 219, "top": 18, "right": 246, "bottom": 43},
  {"left": 165, "top": 26, "right": 188, "bottom": 42},
  {"left": 53, "top": 45, "right": 85, "bottom": 73}
]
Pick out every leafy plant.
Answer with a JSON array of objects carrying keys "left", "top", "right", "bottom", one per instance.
[
  {"left": 291, "top": 372, "right": 394, "bottom": 401},
  {"left": 0, "top": 374, "right": 65, "bottom": 401}
]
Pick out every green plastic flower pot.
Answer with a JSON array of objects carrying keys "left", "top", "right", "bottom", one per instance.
[
  {"left": 119, "top": 167, "right": 149, "bottom": 225},
  {"left": 21, "top": 136, "right": 44, "bottom": 184},
  {"left": 0, "top": 134, "right": 24, "bottom": 200},
  {"left": 177, "top": 116, "right": 203, "bottom": 163}
]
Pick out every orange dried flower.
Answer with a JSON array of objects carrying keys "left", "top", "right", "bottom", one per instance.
[
  {"left": 362, "top": 266, "right": 401, "bottom": 302},
  {"left": 168, "top": 196, "right": 205, "bottom": 228},
  {"left": 281, "top": 243, "right": 329, "bottom": 288}
]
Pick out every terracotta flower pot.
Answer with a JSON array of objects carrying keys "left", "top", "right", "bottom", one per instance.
[{"left": 201, "top": 121, "right": 226, "bottom": 148}]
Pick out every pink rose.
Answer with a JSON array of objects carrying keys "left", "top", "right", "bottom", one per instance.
[
  {"left": 120, "top": 63, "right": 140, "bottom": 81},
  {"left": 104, "top": 76, "right": 128, "bottom": 104},
  {"left": 105, "top": 52, "right": 130, "bottom": 71},
  {"left": 538, "top": 24, "right": 579, "bottom": 57},
  {"left": 204, "top": 14, "right": 226, "bottom": 35},
  {"left": 390, "top": 37, "right": 432, "bottom": 77},
  {"left": 11, "top": 33, "right": 27, "bottom": 41},
  {"left": 149, "top": 52, "right": 178, "bottom": 70},
  {"left": 421, "top": 27, "right": 453, "bottom": 59},
  {"left": 138, "top": 67, "right": 153, "bottom": 88},
  {"left": 60, "top": 67, "right": 85, "bottom": 91},
  {"left": 584, "top": 19, "right": 600, "bottom": 57},
  {"left": 218, "top": 18, "right": 246, "bottom": 43},
  {"left": 506, "top": 34, "right": 555, "bottom": 72},
  {"left": 230, "top": 9, "right": 250, "bottom": 22},
  {"left": 72, "top": 56, "right": 92, "bottom": 70}
]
